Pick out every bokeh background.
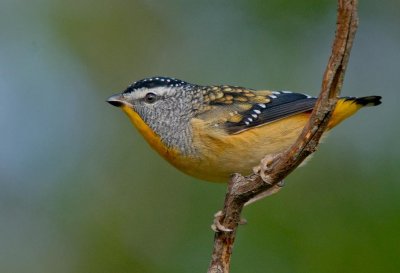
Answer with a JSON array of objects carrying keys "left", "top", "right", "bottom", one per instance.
[{"left": 1, "top": 0, "right": 399, "bottom": 272}]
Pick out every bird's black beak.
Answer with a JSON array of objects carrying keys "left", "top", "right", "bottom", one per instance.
[{"left": 107, "top": 94, "right": 125, "bottom": 107}]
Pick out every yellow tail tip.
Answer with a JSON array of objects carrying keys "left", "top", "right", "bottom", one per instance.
[{"left": 327, "top": 96, "right": 382, "bottom": 129}]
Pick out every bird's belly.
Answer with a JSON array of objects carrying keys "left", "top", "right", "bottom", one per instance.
[{"left": 186, "top": 114, "right": 311, "bottom": 182}]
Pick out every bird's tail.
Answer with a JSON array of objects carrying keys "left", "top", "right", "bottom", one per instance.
[{"left": 327, "top": 96, "right": 382, "bottom": 129}]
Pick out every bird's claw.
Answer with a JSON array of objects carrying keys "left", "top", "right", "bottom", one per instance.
[
  {"left": 211, "top": 211, "right": 232, "bottom": 232},
  {"left": 253, "top": 153, "right": 283, "bottom": 184},
  {"left": 211, "top": 210, "right": 247, "bottom": 232}
]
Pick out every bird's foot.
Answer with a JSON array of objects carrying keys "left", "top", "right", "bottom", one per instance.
[
  {"left": 211, "top": 210, "right": 247, "bottom": 232},
  {"left": 253, "top": 153, "right": 283, "bottom": 184}
]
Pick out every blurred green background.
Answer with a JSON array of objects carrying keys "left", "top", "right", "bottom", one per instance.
[{"left": 1, "top": 0, "right": 399, "bottom": 272}]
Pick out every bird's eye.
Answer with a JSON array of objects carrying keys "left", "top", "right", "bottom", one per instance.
[{"left": 144, "top": 92, "right": 157, "bottom": 104}]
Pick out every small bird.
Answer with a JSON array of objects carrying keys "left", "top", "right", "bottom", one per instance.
[{"left": 107, "top": 76, "right": 381, "bottom": 182}]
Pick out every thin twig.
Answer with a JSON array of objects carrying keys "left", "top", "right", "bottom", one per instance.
[{"left": 207, "top": 1, "right": 359, "bottom": 272}]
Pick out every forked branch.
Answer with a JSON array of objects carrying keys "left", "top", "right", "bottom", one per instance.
[{"left": 208, "top": 1, "right": 359, "bottom": 272}]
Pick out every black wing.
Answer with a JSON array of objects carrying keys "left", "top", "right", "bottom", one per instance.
[
  {"left": 195, "top": 85, "right": 317, "bottom": 134},
  {"left": 224, "top": 91, "right": 317, "bottom": 134}
]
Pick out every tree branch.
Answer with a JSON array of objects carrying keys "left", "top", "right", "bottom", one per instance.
[{"left": 207, "top": 1, "right": 359, "bottom": 272}]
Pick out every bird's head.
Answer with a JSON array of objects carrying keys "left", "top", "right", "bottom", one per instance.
[{"left": 107, "top": 76, "right": 203, "bottom": 153}]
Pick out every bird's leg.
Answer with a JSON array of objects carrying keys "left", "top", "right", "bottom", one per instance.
[
  {"left": 253, "top": 152, "right": 283, "bottom": 185},
  {"left": 211, "top": 210, "right": 247, "bottom": 232},
  {"left": 247, "top": 152, "right": 285, "bottom": 205},
  {"left": 212, "top": 153, "right": 286, "bottom": 231},
  {"left": 211, "top": 210, "right": 232, "bottom": 232}
]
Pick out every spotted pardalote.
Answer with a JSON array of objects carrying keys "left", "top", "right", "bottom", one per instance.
[{"left": 108, "top": 76, "right": 381, "bottom": 182}]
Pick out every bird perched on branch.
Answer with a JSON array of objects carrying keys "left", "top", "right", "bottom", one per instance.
[{"left": 107, "top": 76, "right": 381, "bottom": 182}]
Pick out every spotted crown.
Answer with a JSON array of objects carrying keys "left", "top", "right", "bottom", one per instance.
[{"left": 124, "top": 76, "right": 190, "bottom": 93}]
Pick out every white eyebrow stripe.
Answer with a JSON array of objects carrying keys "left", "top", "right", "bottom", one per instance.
[{"left": 125, "top": 86, "right": 176, "bottom": 100}]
